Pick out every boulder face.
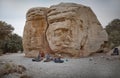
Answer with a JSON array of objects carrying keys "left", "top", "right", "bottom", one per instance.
[
  {"left": 23, "top": 3, "right": 108, "bottom": 58},
  {"left": 23, "top": 7, "right": 52, "bottom": 57}
]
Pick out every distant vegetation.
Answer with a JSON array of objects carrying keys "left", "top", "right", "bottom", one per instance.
[
  {"left": 0, "top": 21, "right": 23, "bottom": 55},
  {"left": 105, "top": 19, "right": 120, "bottom": 48}
]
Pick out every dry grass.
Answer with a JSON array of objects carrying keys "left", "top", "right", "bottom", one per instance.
[
  {"left": 0, "top": 62, "right": 29, "bottom": 78},
  {"left": 20, "top": 74, "right": 32, "bottom": 78}
]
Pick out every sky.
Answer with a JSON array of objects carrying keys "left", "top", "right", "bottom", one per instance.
[{"left": 0, "top": 0, "right": 120, "bottom": 36}]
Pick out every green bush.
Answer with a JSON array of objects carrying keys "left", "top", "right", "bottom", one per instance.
[
  {"left": 105, "top": 19, "right": 120, "bottom": 48},
  {"left": 0, "top": 21, "right": 23, "bottom": 54}
]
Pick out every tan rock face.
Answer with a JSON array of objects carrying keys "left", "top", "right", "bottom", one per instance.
[
  {"left": 23, "top": 3, "right": 108, "bottom": 57},
  {"left": 23, "top": 7, "right": 52, "bottom": 57}
]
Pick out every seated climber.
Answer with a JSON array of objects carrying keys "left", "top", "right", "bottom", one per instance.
[
  {"left": 44, "top": 53, "right": 53, "bottom": 62},
  {"left": 53, "top": 54, "right": 64, "bottom": 63},
  {"left": 111, "top": 48, "right": 119, "bottom": 56},
  {"left": 32, "top": 51, "right": 44, "bottom": 62},
  {"left": 41, "top": 51, "right": 45, "bottom": 59}
]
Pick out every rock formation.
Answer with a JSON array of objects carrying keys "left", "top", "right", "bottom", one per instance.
[
  {"left": 23, "top": 3, "right": 108, "bottom": 58},
  {"left": 23, "top": 7, "right": 52, "bottom": 57}
]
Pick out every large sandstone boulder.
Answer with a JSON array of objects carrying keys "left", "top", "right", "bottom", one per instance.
[{"left": 23, "top": 3, "right": 108, "bottom": 57}]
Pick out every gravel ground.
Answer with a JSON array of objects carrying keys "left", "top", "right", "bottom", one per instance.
[{"left": 0, "top": 53, "right": 120, "bottom": 78}]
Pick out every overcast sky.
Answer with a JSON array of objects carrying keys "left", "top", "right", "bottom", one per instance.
[{"left": 0, "top": 0, "right": 120, "bottom": 36}]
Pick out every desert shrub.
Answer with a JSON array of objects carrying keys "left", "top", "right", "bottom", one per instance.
[
  {"left": 105, "top": 19, "right": 120, "bottom": 48},
  {"left": 0, "top": 62, "right": 28, "bottom": 78},
  {"left": 0, "top": 21, "right": 23, "bottom": 54}
]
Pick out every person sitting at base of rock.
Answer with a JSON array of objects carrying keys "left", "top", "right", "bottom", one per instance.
[
  {"left": 44, "top": 53, "right": 53, "bottom": 62},
  {"left": 41, "top": 51, "right": 45, "bottom": 59},
  {"left": 111, "top": 48, "right": 119, "bottom": 56},
  {"left": 32, "top": 51, "right": 44, "bottom": 62},
  {"left": 53, "top": 54, "right": 64, "bottom": 63}
]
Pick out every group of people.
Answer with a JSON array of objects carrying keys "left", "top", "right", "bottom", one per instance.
[{"left": 32, "top": 51, "right": 64, "bottom": 63}]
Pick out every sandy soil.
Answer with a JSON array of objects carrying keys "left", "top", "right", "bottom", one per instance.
[{"left": 0, "top": 53, "right": 120, "bottom": 78}]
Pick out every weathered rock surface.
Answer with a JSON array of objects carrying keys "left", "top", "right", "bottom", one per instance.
[
  {"left": 23, "top": 3, "right": 108, "bottom": 57},
  {"left": 23, "top": 7, "right": 52, "bottom": 57}
]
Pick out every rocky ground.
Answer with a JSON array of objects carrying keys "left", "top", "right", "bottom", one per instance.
[{"left": 0, "top": 53, "right": 120, "bottom": 78}]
